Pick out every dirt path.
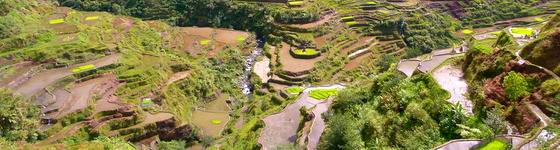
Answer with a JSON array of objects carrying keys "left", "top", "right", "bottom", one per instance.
[
  {"left": 433, "top": 65, "right": 473, "bottom": 115},
  {"left": 15, "top": 54, "right": 120, "bottom": 97},
  {"left": 259, "top": 85, "right": 344, "bottom": 150}
]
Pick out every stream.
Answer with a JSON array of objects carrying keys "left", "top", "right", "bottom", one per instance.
[{"left": 240, "top": 38, "right": 264, "bottom": 95}]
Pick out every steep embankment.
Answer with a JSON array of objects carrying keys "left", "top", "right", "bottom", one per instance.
[{"left": 521, "top": 12, "right": 560, "bottom": 75}]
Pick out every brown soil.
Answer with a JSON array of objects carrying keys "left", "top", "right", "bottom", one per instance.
[
  {"left": 112, "top": 17, "right": 134, "bottom": 43},
  {"left": 278, "top": 42, "right": 325, "bottom": 73},
  {"left": 183, "top": 27, "right": 214, "bottom": 38},
  {"left": 288, "top": 13, "right": 335, "bottom": 29},
  {"left": 341, "top": 36, "right": 375, "bottom": 55},
  {"left": 15, "top": 54, "right": 120, "bottom": 97},
  {"left": 0, "top": 61, "right": 37, "bottom": 88},
  {"left": 166, "top": 71, "right": 192, "bottom": 85},
  {"left": 54, "top": 74, "right": 118, "bottom": 119},
  {"left": 49, "top": 23, "right": 79, "bottom": 34},
  {"left": 507, "top": 104, "right": 539, "bottom": 134},
  {"left": 344, "top": 53, "right": 372, "bottom": 71},
  {"left": 208, "top": 42, "right": 227, "bottom": 57},
  {"left": 314, "top": 34, "right": 333, "bottom": 48},
  {"left": 214, "top": 29, "right": 249, "bottom": 44}
]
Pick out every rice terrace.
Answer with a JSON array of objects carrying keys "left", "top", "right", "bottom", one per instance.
[{"left": 1, "top": 0, "right": 560, "bottom": 150}]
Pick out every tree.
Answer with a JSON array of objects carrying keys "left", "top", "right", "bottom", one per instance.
[
  {"left": 0, "top": 88, "right": 40, "bottom": 142},
  {"left": 502, "top": 72, "right": 530, "bottom": 100}
]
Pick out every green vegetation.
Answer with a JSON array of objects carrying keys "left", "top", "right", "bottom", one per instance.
[
  {"left": 286, "top": 86, "right": 304, "bottom": 95},
  {"left": 320, "top": 71, "right": 476, "bottom": 149},
  {"left": 511, "top": 28, "right": 534, "bottom": 36},
  {"left": 49, "top": 18, "right": 65, "bottom": 24},
  {"left": 503, "top": 71, "right": 531, "bottom": 100},
  {"left": 478, "top": 139, "right": 508, "bottom": 150},
  {"left": 2, "top": 0, "right": 558, "bottom": 149},
  {"left": 211, "top": 119, "right": 222, "bottom": 125},
  {"left": 345, "top": 21, "right": 359, "bottom": 26},
  {"left": 293, "top": 48, "right": 319, "bottom": 56},
  {"left": 460, "top": 0, "right": 545, "bottom": 27},
  {"left": 288, "top": 1, "right": 304, "bottom": 6},
  {"left": 72, "top": 64, "right": 95, "bottom": 73},
  {"left": 309, "top": 89, "right": 338, "bottom": 100},
  {"left": 200, "top": 40, "right": 211, "bottom": 46},
  {"left": 158, "top": 140, "right": 186, "bottom": 150},
  {"left": 85, "top": 16, "right": 99, "bottom": 21},
  {"left": 0, "top": 88, "right": 41, "bottom": 142},
  {"left": 341, "top": 16, "right": 354, "bottom": 21},
  {"left": 472, "top": 39, "right": 495, "bottom": 54},
  {"left": 462, "top": 29, "right": 474, "bottom": 34}
]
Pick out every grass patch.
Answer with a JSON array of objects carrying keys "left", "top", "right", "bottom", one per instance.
[
  {"left": 72, "top": 64, "right": 95, "bottom": 73},
  {"left": 288, "top": 1, "right": 304, "bottom": 6},
  {"left": 345, "top": 21, "right": 359, "bottom": 26},
  {"left": 293, "top": 48, "right": 319, "bottom": 56},
  {"left": 200, "top": 40, "right": 211, "bottom": 46},
  {"left": 211, "top": 119, "right": 222, "bottom": 125},
  {"left": 478, "top": 140, "right": 508, "bottom": 150},
  {"left": 462, "top": 29, "right": 474, "bottom": 35},
  {"left": 49, "top": 19, "right": 65, "bottom": 24},
  {"left": 472, "top": 38, "right": 495, "bottom": 54},
  {"left": 286, "top": 86, "right": 304, "bottom": 95},
  {"left": 85, "top": 16, "right": 99, "bottom": 21},
  {"left": 511, "top": 27, "right": 534, "bottom": 36},
  {"left": 309, "top": 89, "right": 338, "bottom": 100}
]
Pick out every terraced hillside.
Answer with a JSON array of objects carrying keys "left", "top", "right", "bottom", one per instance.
[{"left": 1, "top": 0, "right": 560, "bottom": 150}]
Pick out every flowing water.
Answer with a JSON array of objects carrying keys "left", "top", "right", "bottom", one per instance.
[{"left": 240, "top": 38, "right": 264, "bottom": 95}]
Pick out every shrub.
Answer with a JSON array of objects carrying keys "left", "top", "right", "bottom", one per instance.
[
  {"left": 503, "top": 72, "right": 530, "bottom": 100},
  {"left": 541, "top": 79, "right": 560, "bottom": 96}
]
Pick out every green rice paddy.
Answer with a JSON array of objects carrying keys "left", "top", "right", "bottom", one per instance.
[
  {"left": 49, "top": 19, "right": 65, "bottom": 24},
  {"left": 345, "top": 21, "right": 359, "bottom": 26},
  {"left": 200, "top": 40, "right": 211, "bottom": 45},
  {"left": 534, "top": 17, "right": 545, "bottom": 22},
  {"left": 286, "top": 86, "right": 304, "bottom": 95},
  {"left": 211, "top": 119, "right": 222, "bottom": 125},
  {"left": 341, "top": 16, "right": 354, "bottom": 21},
  {"left": 72, "top": 64, "right": 95, "bottom": 73},
  {"left": 511, "top": 28, "right": 534, "bottom": 36},
  {"left": 309, "top": 89, "right": 338, "bottom": 100},
  {"left": 85, "top": 16, "right": 99, "bottom": 21},
  {"left": 293, "top": 48, "right": 319, "bottom": 56},
  {"left": 288, "top": 1, "right": 304, "bottom": 6},
  {"left": 478, "top": 140, "right": 508, "bottom": 150},
  {"left": 236, "top": 36, "right": 247, "bottom": 42},
  {"left": 462, "top": 29, "right": 474, "bottom": 34}
]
